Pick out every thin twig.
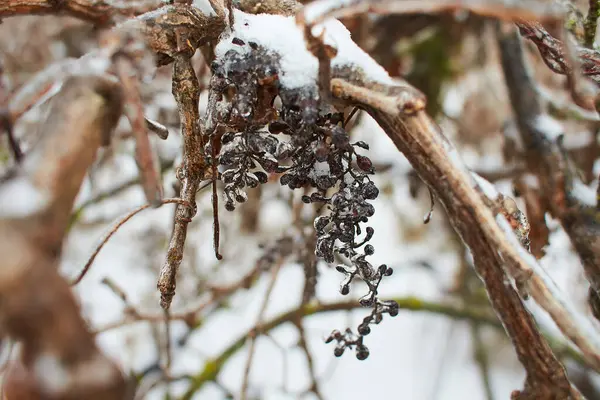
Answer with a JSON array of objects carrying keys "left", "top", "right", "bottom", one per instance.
[
  {"left": 116, "top": 57, "right": 163, "bottom": 205},
  {"left": 471, "top": 323, "right": 494, "bottom": 400},
  {"left": 71, "top": 198, "right": 188, "bottom": 286},
  {"left": 294, "top": 320, "right": 324, "bottom": 400},
  {"left": 179, "top": 296, "right": 586, "bottom": 399},
  {"left": 240, "top": 261, "right": 284, "bottom": 400}
]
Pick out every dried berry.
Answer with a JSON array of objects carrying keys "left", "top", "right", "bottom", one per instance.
[
  {"left": 356, "top": 155, "right": 373, "bottom": 172},
  {"left": 211, "top": 49, "right": 393, "bottom": 360},
  {"left": 356, "top": 345, "right": 370, "bottom": 360}
]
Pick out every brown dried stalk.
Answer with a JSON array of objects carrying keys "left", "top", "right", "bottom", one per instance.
[
  {"left": 157, "top": 53, "right": 207, "bottom": 310},
  {"left": 115, "top": 57, "right": 163, "bottom": 205},
  {"left": 0, "top": 76, "right": 126, "bottom": 399}
]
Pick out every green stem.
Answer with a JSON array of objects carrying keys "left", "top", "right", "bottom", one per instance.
[
  {"left": 585, "top": 0, "right": 600, "bottom": 48},
  {"left": 181, "top": 297, "right": 584, "bottom": 399}
]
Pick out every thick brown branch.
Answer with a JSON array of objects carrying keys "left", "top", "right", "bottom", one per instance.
[
  {"left": 0, "top": 76, "right": 126, "bottom": 399},
  {"left": 0, "top": 0, "right": 163, "bottom": 25},
  {"left": 9, "top": 76, "right": 122, "bottom": 248},
  {"left": 500, "top": 24, "right": 600, "bottom": 327},
  {"left": 330, "top": 74, "right": 588, "bottom": 397}
]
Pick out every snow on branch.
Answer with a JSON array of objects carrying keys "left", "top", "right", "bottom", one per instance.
[{"left": 214, "top": 8, "right": 391, "bottom": 90}]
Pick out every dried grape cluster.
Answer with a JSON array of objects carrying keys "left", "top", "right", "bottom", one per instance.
[{"left": 210, "top": 37, "right": 398, "bottom": 360}]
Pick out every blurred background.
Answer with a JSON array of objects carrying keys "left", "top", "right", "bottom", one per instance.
[{"left": 1, "top": 1, "right": 599, "bottom": 398}]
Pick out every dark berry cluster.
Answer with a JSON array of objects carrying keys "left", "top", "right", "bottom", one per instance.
[
  {"left": 209, "top": 37, "right": 398, "bottom": 360},
  {"left": 219, "top": 130, "right": 287, "bottom": 211},
  {"left": 326, "top": 328, "right": 370, "bottom": 360}
]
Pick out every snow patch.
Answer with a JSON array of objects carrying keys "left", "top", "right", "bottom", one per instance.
[
  {"left": 471, "top": 172, "right": 499, "bottom": 200},
  {"left": 192, "top": 0, "right": 217, "bottom": 16},
  {"left": 214, "top": 10, "right": 391, "bottom": 89},
  {"left": 571, "top": 179, "right": 597, "bottom": 207},
  {"left": 34, "top": 354, "right": 70, "bottom": 395},
  {"left": 309, "top": 160, "right": 331, "bottom": 178},
  {"left": 0, "top": 176, "right": 48, "bottom": 218},
  {"left": 533, "top": 114, "right": 563, "bottom": 141}
]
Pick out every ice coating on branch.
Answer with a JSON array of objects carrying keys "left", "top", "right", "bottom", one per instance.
[{"left": 214, "top": 9, "right": 392, "bottom": 89}]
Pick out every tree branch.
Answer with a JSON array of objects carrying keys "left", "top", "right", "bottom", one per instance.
[
  {"left": 499, "top": 20, "right": 600, "bottom": 336},
  {"left": 0, "top": 0, "right": 164, "bottom": 25},
  {"left": 157, "top": 54, "right": 208, "bottom": 310},
  {"left": 0, "top": 76, "right": 126, "bottom": 399},
  {"left": 329, "top": 69, "right": 590, "bottom": 396}
]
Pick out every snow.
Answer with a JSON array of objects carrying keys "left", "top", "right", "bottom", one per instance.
[
  {"left": 192, "top": 0, "right": 217, "bottom": 16},
  {"left": 496, "top": 215, "right": 600, "bottom": 359},
  {"left": 0, "top": 175, "right": 49, "bottom": 218},
  {"left": 302, "top": 0, "right": 358, "bottom": 25},
  {"left": 471, "top": 172, "right": 499, "bottom": 200},
  {"left": 533, "top": 114, "right": 563, "bottom": 141},
  {"left": 521, "top": 173, "right": 539, "bottom": 189},
  {"left": 309, "top": 160, "right": 331, "bottom": 179},
  {"left": 214, "top": 10, "right": 391, "bottom": 89},
  {"left": 571, "top": 179, "right": 597, "bottom": 207},
  {"left": 34, "top": 354, "right": 70, "bottom": 395}
]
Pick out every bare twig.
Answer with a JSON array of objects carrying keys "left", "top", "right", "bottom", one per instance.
[
  {"left": 471, "top": 323, "right": 494, "bottom": 400},
  {"left": 499, "top": 23, "right": 600, "bottom": 342},
  {"left": 294, "top": 320, "right": 324, "bottom": 400},
  {"left": 157, "top": 54, "right": 207, "bottom": 310},
  {"left": 179, "top": 296, "right": 586, "bottom": 399},
  {"left": 115, "top": 57, "right": 163, "bottom": 205},
  {"left": 240, "top": 261, "right": 283, "bottom": 400},
  {"left": 71, "top": 198, "right": 189, "bottom": 286},
  {"left": 299, "top": 0, "right": 564, "bottom": 26},
  {"left": 518, "top": 21, "right": 600, "bottom": 87}
]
